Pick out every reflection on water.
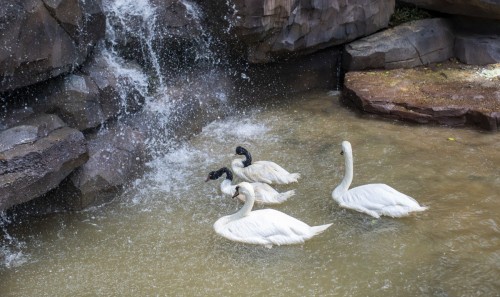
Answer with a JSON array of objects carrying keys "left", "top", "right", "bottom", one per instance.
[{"left": 1, "top": 91, "right": 499, "bottom": 296}]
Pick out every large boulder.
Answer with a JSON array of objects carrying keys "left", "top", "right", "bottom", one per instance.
[
  {"left": 343, "top": 18, "right": 454, "bottom": 71},
  {"left": 63, "top": 124, "right": 147, "bottom": 210},
  {"left": 227, "top": 0, "right": 395, "bottom": 63},
  {"left": 455, "top": 33, "right": 500, "bottom": 65},
  {"left": 0, "top": 113, "right": 88, "bottom": 210},
  {"left": 0, "top": 0, "right": 105, "bottom": 93},
  {"left": 342, "top": 61, "right": 500, "bottom": 131},
  {"left": 399, "top": 0, "right": 500, "bottom": 21}
]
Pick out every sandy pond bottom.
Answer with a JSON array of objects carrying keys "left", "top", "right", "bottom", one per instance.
[{"left": 1, "top": 91, "right": 499, "bottom": 296}]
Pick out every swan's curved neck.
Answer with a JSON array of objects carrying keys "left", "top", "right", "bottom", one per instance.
[
  {"left": 233, "top": 187, "right": 254, "bottom": 218},
  {"left": 333, "top": 150, "right": 353, "bottom": 198},
  {"left": 242, "top": 151, "right": 252, "bottom": 167},
  {"left": 220, "top": 167, "right": 233, "bottom": 181}
]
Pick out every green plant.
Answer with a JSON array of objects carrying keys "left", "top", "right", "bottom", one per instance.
[{"left": 389, "top": 6, "right": 432, "bottom": 27}]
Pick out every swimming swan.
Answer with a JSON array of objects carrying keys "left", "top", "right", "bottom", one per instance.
[
  {"left": 332, "top": 141, "right": 428, "bottom": 218},
  {"left": 214, "top": 182, "right": 332, "bottom": 247},
  {"left": 231, "top": 146, "right": 300, "bottom": 184},
  {"left": 206, "top": 167, "right": 295, "bottom": 204}
]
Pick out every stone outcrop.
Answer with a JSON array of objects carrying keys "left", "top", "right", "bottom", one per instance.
[
  {"left": 62, "top": 124, "right": 146, "bottom": 210},
  {"left": 342, "top": 61, "right": 500, "bottom": 131},
  {"left": 455, "top": 33, "right": 500, "bottom": 65},
  {"left": 343, "top": 18, "right": 454, "bottom": 71},
  {"left": 399, "top": 0, "right": 500, "bottom": 21},
  {"left": 228, "top": 0, "right": 395, "bottom": 63},
  {"left": 0, "top": 0, "right": 105, "bottom": 93},
  {"left": 0, "top": 113, "right": 88, "bottom": 210}
]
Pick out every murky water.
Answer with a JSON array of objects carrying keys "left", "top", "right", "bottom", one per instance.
[{"left": 1, "top": 91, "right": 499, "bottom": 296}]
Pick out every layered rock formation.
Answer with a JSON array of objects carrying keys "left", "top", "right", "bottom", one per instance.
[
  {"left": 228, "top": 0, "right": 395, "bottom": 63},
  {"left": 342, "top": 62, "right": 500, "bottom": 131},
  {"left": 343, "top": 18, "right": 454, "bottom": 70},
  {"left": 0, "top": 0, "right": 105, "bottom": 92},
  {"left": 0, "top": 113, "right": 88, "bottom": 210}
]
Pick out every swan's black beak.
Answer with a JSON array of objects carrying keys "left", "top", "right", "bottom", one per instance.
[
  {"left": 340, "top": 150, "right": 344, "bottom": 155},
  {"left": 232, "top": 186, "right": 240, "bottom": 199},
  {"left": 205, "top": 176, "right": 210, "bottom": 182}
]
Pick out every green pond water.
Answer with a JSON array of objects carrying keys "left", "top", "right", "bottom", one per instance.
[{"left": 1, "top": 91, "right": 499, "bottom": 296}]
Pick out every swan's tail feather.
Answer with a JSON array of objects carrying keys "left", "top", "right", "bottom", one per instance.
[
  {"left": 414, "top": 205, "right": 429, "bottom": 212},
  {"left": 311, "top": 223, "right": 333, "bottom": 236},
  {"left": 290, "top": 173, "right": 300, "bottom": 182},
  {"left": 276, "top": 189, "right": 296, "bottom": 203}
]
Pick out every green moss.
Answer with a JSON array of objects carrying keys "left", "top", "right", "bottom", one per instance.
[{"left": 389, "top": 5, "right": 432, "bottom": 27}]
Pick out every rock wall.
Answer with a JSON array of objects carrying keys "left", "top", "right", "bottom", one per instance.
[
  {"left": 0, "top": 0, "right": 105, "bottom": 92},
  {"left": 228, "top": 0, "right": 395, "bottom": 63}
]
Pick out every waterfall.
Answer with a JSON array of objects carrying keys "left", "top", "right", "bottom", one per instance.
[
  {"left": 100, "top": 0, "right": 234, "bottom": 155},
  {"left": 103, "top": 0, "right": 165, "bottom": 88}
]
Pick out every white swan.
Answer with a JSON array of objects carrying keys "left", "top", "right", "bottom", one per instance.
[
  {"left": 332, "top": 141, "right": 428, "bottom": 218},
  {"left": 206, "top": 167, "right": 295, "bottom": 204},
  {"left": 231, "top": 146, "right": 300, "bottom": 184},
  {"left": 214, "top": 182, "right": 332, "bottom": 247}
]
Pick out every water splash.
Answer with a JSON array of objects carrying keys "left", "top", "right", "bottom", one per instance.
[{"left": 0, "top": 213, "right": 29, "bottom": 268}]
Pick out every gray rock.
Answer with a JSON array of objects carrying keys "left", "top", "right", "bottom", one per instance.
[
  {"left": 226, "top": 0, "right": 395, "bottom": 63},
  {"left": 0, "top": 0, "right": 105, "bottom": 92},
  {"left": 64, "top": 124, "right": 146, "bottom": 210},
  {"left": 455, "top": 34, "right": 500, "bottom": 65},
  {"left": 0, "top": 114, "right": 88, "bottom": 210},
  {"left": 343, "top": 18, "right": 454, "bottom": 71},
  {"left": 37, "top": 74, "right": 106, "bottom": 131}
]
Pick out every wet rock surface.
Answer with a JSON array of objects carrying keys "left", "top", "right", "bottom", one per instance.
[
  {"left": 0, "top": 114, "right": 88, "bottom": 210},
  {"left": 342, "top": 61, "right": 500, "bottom": 131},
  {"left": 62, "top": 124, "right": 147, "bottom": 210}
]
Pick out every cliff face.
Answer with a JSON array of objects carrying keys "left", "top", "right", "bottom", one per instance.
[
  {"left": 227, "top": 0, "right": 395, "bottom": 63},
  {"left": 0, "top": 0, "right": 105, "bottom": 93}
]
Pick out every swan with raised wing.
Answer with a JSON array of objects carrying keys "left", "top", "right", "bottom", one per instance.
[
  {"left": 214, "top": 182, "right": 332, "bottom": 247},
  {"left": 206, "top": 167, "right": 295, "bottom": 204},
  {"left": 231, "top": 146, "right": 300, "bottom": 184},
  {"left": 332, "top": 141, "right": 428, "bottom": 218}
]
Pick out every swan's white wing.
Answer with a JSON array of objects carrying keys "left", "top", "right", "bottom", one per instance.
[
  {"left": 341, "top": 184, "right": 425, "bottom": 218},
  {"left": 243, "top": 161, "right": 300, "bottom": 184},
  {"left": 215, "top": 209, "right": 315, "bottom": 246},
  {"left": 252, "top": 182, "right": 294, "bottom": 204}
]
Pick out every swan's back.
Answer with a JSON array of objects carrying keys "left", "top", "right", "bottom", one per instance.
[
  {"left": 339, "top": 184, "right": 428, "bottom": 218},
  {"left": 214, "top": 209, "right": 331, "bottom": 246},
  {"left": 231, "top": 159, "right": 300, "bottom": 184}
]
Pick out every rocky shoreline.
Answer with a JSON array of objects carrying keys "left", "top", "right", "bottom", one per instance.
[{"left": 343, "top": 62, "right": 500, "bottom": 131}]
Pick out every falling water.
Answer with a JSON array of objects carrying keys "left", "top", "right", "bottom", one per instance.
[{"left": 103, "top": 0, "right": 165, "bottom": 88}]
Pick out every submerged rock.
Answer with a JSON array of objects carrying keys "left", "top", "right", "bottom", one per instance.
[{"left": 342, "top": 61, "right": 500, "bottom": 131}]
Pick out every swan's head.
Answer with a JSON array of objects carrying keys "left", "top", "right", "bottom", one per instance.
[
  {"left": 205, "top": 170, "right": 220, "bottom": 182},
  {"left": 340, "top": 141, "right": 352, "bottom": 156},
  {"left": 232, "top": 182, "right": 254, "bottom": 199},
  {"left": 235, "top": 146, "right": 248, "bottom": 156},
  {"left": 206, "top": 167, "right": 233, "bottom": 182}
]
